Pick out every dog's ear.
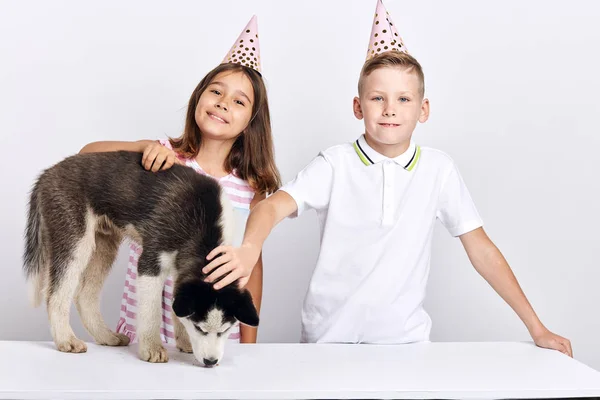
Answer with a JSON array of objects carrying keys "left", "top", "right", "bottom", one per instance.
[
  {"left": 234, "top": 289, "right": 259, "bottom": 327},
  {"left": 172, "top": 283, "right": 194, "bottom": 318}
]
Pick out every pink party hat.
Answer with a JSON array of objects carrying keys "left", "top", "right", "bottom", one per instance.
[
  {"left": 366, "top": 0, "right": 408, "bottom": 60},
  {"left": 222, "top": 15, "right": 262, "bottom": 74}
]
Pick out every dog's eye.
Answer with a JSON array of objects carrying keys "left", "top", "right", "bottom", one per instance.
[
  {"left": 195, "top": 326, "right": 208, "bottom": 335},
  {"left": 216, "top": 325, "right": 231, "bottom": 337}
]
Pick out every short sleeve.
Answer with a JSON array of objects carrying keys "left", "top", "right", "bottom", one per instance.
[
  {"left": 436, "top": 161, "right": 483, "bottom": 237},
  {"left": 158, "top": 138, "right": 187, "bottom": 162},
  {"left": 158, "top": 138, "right": 173, "bottom": 150},
  {"left": 279, "top": 153, "right": 333, "bottom": 218}
]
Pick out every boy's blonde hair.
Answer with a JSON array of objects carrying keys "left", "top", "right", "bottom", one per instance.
[{"left": 358, "top": 51, "right": 425, "bottom": 98}]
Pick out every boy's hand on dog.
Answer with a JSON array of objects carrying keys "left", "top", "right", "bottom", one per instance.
[
  {"left": 142, "top": 142, "right": 183, "bottom": 172},
  {"left": 203, "top": 244, "right": 260, "bottom": 289}
]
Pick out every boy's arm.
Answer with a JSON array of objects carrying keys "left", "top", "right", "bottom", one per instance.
[
  {"left": 239, "top": 193, "right": 266, "bottom": 343},
  {"left": 205, "top": 153, "right": 333, "bottom": 290},
  {"left": 204, "top": 190, "right": 298, "bottom": 290},
  {"left": 459, "top": 227, "right": 573, "bottom": 357}
]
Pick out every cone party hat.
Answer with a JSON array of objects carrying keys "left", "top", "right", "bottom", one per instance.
[
  {"left": 222, "top": 15, "right": 262, "bottom": 74},
  {"left": 366, "top": 0, "right": 408, "bottom": 60}
]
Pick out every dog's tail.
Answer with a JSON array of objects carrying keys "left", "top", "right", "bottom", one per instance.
[{"left": 23, "top": 183, "right": 46, "bottom": 307}]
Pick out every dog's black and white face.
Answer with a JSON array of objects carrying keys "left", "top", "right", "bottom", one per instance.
[{"left": 172, "top": 280, "right": 258, "bottom": 367}]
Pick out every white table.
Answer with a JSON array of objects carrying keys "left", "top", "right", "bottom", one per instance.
[{"left": 1, "top": 341, "right": 599, "bottom": 399}]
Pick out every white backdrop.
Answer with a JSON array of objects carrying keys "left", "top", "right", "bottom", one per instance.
[{"left": 1, "top": 0, "right": 599, "bottom": 371}]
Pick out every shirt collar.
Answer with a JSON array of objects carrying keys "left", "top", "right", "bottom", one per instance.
[{"left": 353, "top": 134, "right": 421, "bottom": 170}]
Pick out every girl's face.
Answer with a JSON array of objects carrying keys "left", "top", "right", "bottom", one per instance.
[{"left": 195, "top": 71, "right": 255, "bottom": 142}]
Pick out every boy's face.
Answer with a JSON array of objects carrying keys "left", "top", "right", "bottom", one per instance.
[{"left": 353, "top": 67, "right": 429, "bottom": 154}]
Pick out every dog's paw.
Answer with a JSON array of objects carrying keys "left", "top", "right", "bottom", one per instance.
[
  {"left": 176, "top": 341, "right": 193, "bottom": 354},
  {"left": 177, "top": 345, "right": 193, "bottom": 354},
  {"left": 176, "top": 332, "right": 193, "bottom": 353},
  {"left": 139, "top": 343, "right": 169, "bottom": 363},
  {"left": 97, "top": 332, "right": 130, "bottom": 347},
  {"left": 56, "top": 337, "right": 87, "bottom": 353}
]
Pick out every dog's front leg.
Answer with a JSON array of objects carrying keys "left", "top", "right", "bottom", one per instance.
[
  {"left": 174, "top": 315, "right": 193, "bottom": 353},
  {"left": 137, "top": 252, "right": 169, "bottom": 363}
]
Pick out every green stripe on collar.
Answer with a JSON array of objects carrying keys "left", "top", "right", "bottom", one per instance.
[
  {"left": 354, "top": 139, "right": 420, "bottom": 171},
  {"left": 406, "top": 146, "right": 421, "bottom": 171},
  {"left": 353, "top": 141, "right": 372, "bottom": 166}
]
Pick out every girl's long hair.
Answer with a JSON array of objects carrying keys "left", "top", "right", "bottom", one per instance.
[{"left": 169, "top": 63, "right": 281, "bottom": 195}]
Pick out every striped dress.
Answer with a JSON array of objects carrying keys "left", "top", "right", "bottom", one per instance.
[{"left": 116, "top": 139, "right": 255, "bottom": 344}]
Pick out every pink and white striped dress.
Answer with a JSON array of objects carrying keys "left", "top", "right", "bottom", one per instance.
[{"left": 116, "top": 139, "right": 255, "bottom": 344}]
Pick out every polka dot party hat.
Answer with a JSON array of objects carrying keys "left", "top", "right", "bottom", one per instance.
[
  {"left": 222, "top": 15, "right": 262, "bottom": 74},
  {"left": 366, "top": 0, "right": 408, "bottom": 60}
]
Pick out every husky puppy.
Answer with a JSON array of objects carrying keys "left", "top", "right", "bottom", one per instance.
[{"left": 23, "top": 151, "right": 258, "bottom": 367}]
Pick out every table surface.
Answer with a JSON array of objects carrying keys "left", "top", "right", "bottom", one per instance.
[{"left": 1, "top": 340, "right": 599, "bottom": 399}]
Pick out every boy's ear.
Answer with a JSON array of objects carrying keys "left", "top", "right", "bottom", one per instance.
[
  {"left": 419, "top": 97, "right": 430, "bottom": 123},
  {"left": 353, "top": 97, "right": 364, "bottom": 120}
]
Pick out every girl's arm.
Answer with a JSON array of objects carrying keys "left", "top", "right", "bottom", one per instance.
[
  {"left": 79, "top": 140, "right": 154, "bottom": 154},
  {"left": 239, "top": 192, "right": 266, "bottom": 343},
  {"left": 239, "top": 253, "right": 263, "bottom": 343},
  {"left": 79, "top": 140, "right": 180, "bottom": 172}
]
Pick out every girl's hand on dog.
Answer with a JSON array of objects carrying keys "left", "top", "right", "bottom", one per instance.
[
  {"left": 203, "top": 243, "right": 260, "bottom": 290},
  {"left": 142, "top": 142, "right": 183, "bottom": 172}
]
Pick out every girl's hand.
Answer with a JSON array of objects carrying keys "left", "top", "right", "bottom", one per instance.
[
  {"left": 141, "top": 142, "right": 182, "bottom": 172},
  {"left": 203, "top": 244, "right": 260, "bottom": 290}
]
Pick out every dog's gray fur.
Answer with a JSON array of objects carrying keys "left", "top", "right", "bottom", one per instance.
[{"left": 23, "top": 151, "right": 259, "bottom": 366}]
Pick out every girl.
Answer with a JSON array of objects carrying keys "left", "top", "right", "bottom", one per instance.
[{"left": 79, "top": 35, "right": 280, "bottom": 347}]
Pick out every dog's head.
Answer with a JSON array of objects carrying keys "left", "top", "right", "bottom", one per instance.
[{"left": 172, "top": 279, "right": 258, "bottom": 367}]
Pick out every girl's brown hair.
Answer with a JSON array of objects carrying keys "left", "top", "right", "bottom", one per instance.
[{"left": 169, "top": 63, "right": 281, "bottom": 195}]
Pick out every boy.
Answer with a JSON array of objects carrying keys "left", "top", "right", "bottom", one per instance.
[{"left": 202, "top": 0, "right": 572, "bottom": 356}]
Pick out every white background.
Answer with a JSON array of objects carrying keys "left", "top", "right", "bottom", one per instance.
[{"left": 1, "top": 0, "right": 598, "bottom": 371}]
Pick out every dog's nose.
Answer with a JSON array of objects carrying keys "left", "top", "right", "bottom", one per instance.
[{"left": 203, "top": 358, "right": 218, "bottom": 367}]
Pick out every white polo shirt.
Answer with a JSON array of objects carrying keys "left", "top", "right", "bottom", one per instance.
[{"left": 280, "top": 134, "right": 483, "bottom": 344}]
